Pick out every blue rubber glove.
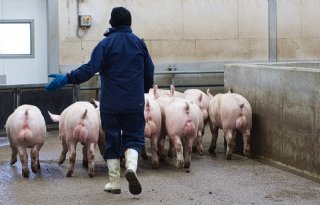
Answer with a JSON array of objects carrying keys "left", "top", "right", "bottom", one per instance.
[{"left": 45, "top": 74, "right": 69, "bottom": 91}]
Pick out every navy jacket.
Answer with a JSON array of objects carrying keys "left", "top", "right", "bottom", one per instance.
[{"left": 67, "top": 26, "right": 154, "bottom": 113}]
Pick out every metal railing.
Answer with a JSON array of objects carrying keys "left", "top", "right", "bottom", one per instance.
[{"left": 76, "top": 70, "right": 224, "bottom": 96}]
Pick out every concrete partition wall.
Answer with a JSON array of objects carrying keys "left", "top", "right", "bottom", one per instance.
[{"left": 224, "top": 63, "right": 320, "bottom": 180}]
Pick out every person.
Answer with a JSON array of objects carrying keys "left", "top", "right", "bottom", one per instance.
[{"left": 45, "top": 7, "right": 154, "bottom": 195}]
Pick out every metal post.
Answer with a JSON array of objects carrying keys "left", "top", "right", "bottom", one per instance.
[
  {"left": 268, "top": 0, "right": 277, "bottom": 62},
  {"left": 168, "top": 64, "right": 177, "bottom": 85},
  {"left": 72, "top": 84, "right": 80, "bottom": 102}
]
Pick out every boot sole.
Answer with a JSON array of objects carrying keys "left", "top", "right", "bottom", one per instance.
[
  {"left": 125, "top": 169, "right": 142, "bottom": 195},
  {"left": 104, "top": 189, "right": 121, "bottom": 194}
]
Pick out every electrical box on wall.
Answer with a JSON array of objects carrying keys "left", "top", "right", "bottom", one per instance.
[{"left": 78, "top": 15, "right": 91, "bottom": 28}]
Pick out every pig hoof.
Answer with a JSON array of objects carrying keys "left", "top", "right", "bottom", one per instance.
[
  {"left": 22, "top": 169, "right": 29, "bottom": 178},
  {"left": 82, "top": 160, "right": 88, "bottom": 168},
  {"left": 31, "top": 165, "right": 38, "bottom": 174},
  {"left": 58, "top": 156, "right": 66, "bottom": 165},
  {"left": 10, "top": 160, "right": 17, "bottom": 165},
  {"left": 66, "top": 170, "right": 73, "bottom": 177},
  {"left": 125, "top": 169, "right": 142, "bottom": 195},
  {"left": 177, "top": 159, "right": 184, "bottom": 168},
  {"left": 226, "top": 154, "right": 232, "bottom": 160},
  {"left": 198, "top": 150, "right": 203, "bottom": 156},
  {"left": 185, "top": 169, "right": 190, "bottom": 173},
  {"left": 208, "top": 146, "right": 216, "bottom": 154},
  {"left": 244, "top": 150, "right": 250, "bottom": 157},
  {"left": 184, "top": 161, "right": 190, "bottom": 169},
  {"left": 88, "top": 167, "right": 94, "bottom": 177},
  {"left": 152, "top": 162, "right": 159, "bottom": 169}
]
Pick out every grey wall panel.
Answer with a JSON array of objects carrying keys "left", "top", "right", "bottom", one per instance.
[{"left": 19, "top": 88, "right": 73, "bottom": 125}]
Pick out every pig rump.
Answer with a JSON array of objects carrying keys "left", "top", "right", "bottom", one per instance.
[{"left": 5, "top": 105, "right": 46, "bottom": 178}]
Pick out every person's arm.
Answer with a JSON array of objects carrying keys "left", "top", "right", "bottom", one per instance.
[
  {"left": 67, "top": 42, "right": 105, "bottom": 84},
  {"left": 46, "top": 42, "right": 105, "bottom": 91}
]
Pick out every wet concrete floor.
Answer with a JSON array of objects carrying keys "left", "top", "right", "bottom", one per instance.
[{"left": 0, "top": 128, "right": 319, "bottom": 205}]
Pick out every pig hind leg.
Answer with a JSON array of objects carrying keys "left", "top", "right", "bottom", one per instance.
[
  {"left": 30, "top": 146, "right": 41, "bottom": 174},
  {"left": 172, "top": 137, "right": 184, "bottom": 168},
  {"left": 17, "top": 146, "right": 29, "bottom": 177},
  {"left": 242, "top": 129, "right": 251, "bottom": 156},
  {"left": 158, "top": 134, "right": 166, "bottom": 161},
  {"left": 87, "top": 143, "right": 95, "bottom": 177},
  {"left": 195, "top": 131, "right": 204, "bottom": 156},
  {"left": 10, "top": 146, "right": 18, "bottom": 165},
  {"left": 150, "top": 135, "right": 159, "bottom": 169},
  {"left": 58, "top": 140, "right": 68, "bottom": 164},
  {"left": 140, "top": 145, "right": 148, "bottom": 160},
  {"left": 66, "top": 143, "right": 77, "bottom": 177},
  {"left": 82, "top": 146, "right": 88, "bottom": 168},
  {"left": 225, "top": 130, "right": 236, "bottom": 160},
  {"left": 183, "top": 138, "right": 194, "bottom": 173},
  {"left": 209, "top": 123, "right": 219, "bottom": 154}
]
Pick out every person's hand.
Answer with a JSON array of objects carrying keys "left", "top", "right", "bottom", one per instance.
[{"left": 45, "top": 74, "right": 69, "bottom": 91}]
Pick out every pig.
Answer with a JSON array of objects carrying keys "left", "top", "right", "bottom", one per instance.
[
  {"left": 169, "top": 86, "right": 206, "bottom": 156},
  {"left": 141, "top": 94, "right": 163, "bottom": 168},
  {"left": 207, "top": 90, "right": 252, "bottom": 160},
  {"left": 184, "top": 89, "right": 210, "bottom": 125},
  {"left": 156, "top": 95, "right": 199, "bottom": 172},
  {"left": 5, "top": 104, "right": 46, "bottom": 177},
  {"left": 48, "top": 101, "right": 100, "bottom": 177},
  {"left": 92, "top": 100, "right": 106, "bottom": 157},
  {"left": 190, "top": 101, "right": 205, "bottom": 156}
]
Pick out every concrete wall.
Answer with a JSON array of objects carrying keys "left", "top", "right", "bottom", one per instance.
[
  {"left": 57, "top": 0, "right": 320, "bottom": 69},
  {"left": 58, "top": 0, "right": 269, "bottom": 68},
  {"left": 224, "top": 62, "right": 320, "bottom": 181},
  {"left": 277, "top": 0, "right": 320, "bottom": 60}
]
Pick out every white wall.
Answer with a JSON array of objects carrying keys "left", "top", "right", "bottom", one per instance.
[
  {"left": 0, "top": 0, "right": 47, "bottom": 85},
  {"left": 58, "top": 0, "right": 269, "bottom": 68}
]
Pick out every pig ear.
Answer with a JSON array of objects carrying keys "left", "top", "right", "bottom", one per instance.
[
  {"left": 170, "top": 84, "right": 175, "bottom": 96},
  {"left": 153, "top": 84, "right": 160, "bottom": 99},
  {"left": 48, "top": 111, "right": 61, "bottom": 122},
  {"left": 92, "top": 99, "right": 100, "bottom": 107},
  {"left": 198, "top": 93, "right": 203, "bottom": 102},
  {"left": 207, "top": 89, "right": 213, "bottom": 98}
]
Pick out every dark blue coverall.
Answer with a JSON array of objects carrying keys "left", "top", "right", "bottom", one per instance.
[{"left": 66, "top": 26, "right": 154, "bottom": 159}]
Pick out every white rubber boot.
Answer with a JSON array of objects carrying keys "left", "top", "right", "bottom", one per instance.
[
  {"left": 104, "top": 159, "right": 121, "bottom": 194},
  {"left": 125, "top": 149, "right": 142, "bottom": 195}
]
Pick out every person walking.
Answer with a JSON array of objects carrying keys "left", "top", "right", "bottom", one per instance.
[{"left": 45, "top": 7, "right": 154, "bottom": 195}]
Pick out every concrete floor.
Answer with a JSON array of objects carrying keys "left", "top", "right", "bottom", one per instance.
[{"left": 0, "top": 128, "right": 319, "bottom": 205}]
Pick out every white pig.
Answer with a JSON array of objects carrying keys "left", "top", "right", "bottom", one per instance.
[
  {"left": 5, "top": 104, "right": 46, "bottom": 177},
  {"left": 48, "top": 101, "right": 100, "bottom": 177},
  {"left": 157, "top": 95, "right": 199, "bottom": 172},
  {"left": 141, "top": 94, "right": 163, "bottom": 168},
  {"left": 207, "top": 90, "right": 252, "bottom": 160}
]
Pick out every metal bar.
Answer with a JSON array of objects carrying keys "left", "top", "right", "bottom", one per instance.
[
  {"left": 157, "top": 84, "right": 224, "bottom": 88},
  {"left": 268, "top": 0, "right": 277, "bottom": 62},
  {"left": 79, "top": 86, "right": 100, "bottom": 91},
  {"left": 155, "top": 71, "right": 224, "bottom": 75}
]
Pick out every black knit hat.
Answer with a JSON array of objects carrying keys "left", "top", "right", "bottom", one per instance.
[{"left": 109, "top": 7, "right": 132, "bottom": 27}]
